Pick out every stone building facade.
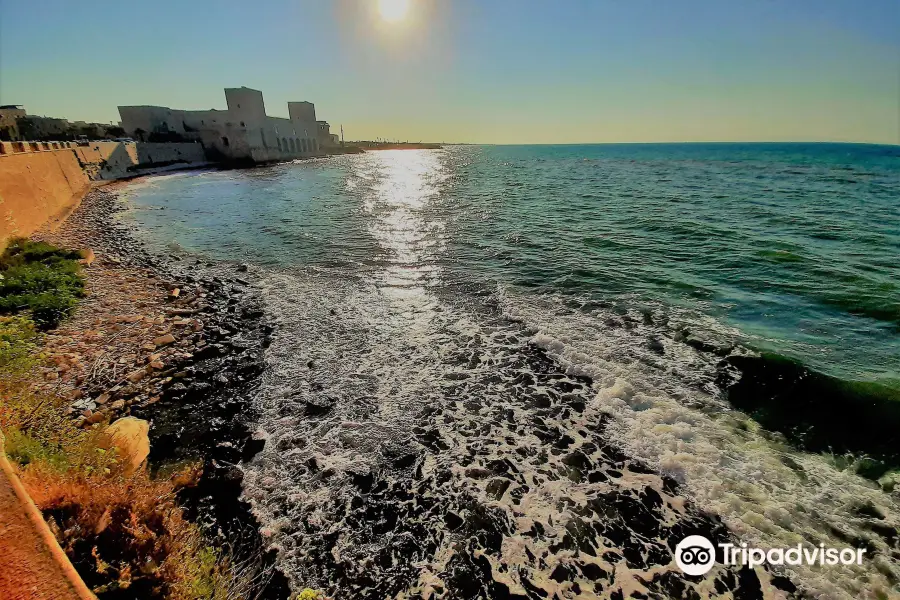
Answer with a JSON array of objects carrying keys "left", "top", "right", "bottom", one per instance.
[
  {"left": 118, "top": 87, "right": 324, "bottom": 163},
  {"left": 0, "top": 105, "right": 26, "bottom": 140}
]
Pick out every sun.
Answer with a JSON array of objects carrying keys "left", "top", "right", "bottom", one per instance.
[{"left": 377, "top": 0, "right": 410, "bottom": 23}]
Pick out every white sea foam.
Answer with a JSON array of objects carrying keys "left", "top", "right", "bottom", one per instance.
[{"left": 501, "top": 288, "right": 900, "bottom": 599}]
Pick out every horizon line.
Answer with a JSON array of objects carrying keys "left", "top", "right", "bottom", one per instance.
[{"left": 428, "top": 140, "right": 900, "bottom": 148}]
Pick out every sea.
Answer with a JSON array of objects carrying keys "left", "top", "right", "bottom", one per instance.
[{"left": 121, "top": 143, "right": 900, "bottom": 599}]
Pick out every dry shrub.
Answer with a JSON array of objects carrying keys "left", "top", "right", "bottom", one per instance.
[
  {"left": 1, "top": 336, "right": 255, "bottom": 599},
  {"left": 0, "top": 272, "right": 276, "bottom": 598},
  {"left": 166, "top": 526, "right": 279, "bottom": 600},
  {"left": 18, "top": 462, "right": 237, "bottom": 599}
]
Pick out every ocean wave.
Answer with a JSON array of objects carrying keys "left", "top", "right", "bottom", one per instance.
[{"left": 501, "top": 288, "right": 900, "bottom": 598}]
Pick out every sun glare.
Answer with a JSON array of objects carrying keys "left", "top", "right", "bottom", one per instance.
[{"left": 377, "top": 0, "right": 410, "bottom": 23}]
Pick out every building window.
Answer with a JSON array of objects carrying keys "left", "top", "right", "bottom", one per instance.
[
  {"left": 222, "top": 136, "right": 229, "bottom": 147},
  {"left": 282, "top": 138, "right": 288, "bottom": 152},
  {"left": 240, "top": 121, "right": 245, "bottom": 127},
  {"left": 277, "top": 137, "right": 282, "bottom": 150},
  {"left": 289, "top": 138, "right": 296, "bottom": 152},
  {"left": 311, "top": 139, "right": 317, "bottom": 152}
]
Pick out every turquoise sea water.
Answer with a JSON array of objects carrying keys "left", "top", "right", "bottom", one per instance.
[
  {"left": 123, "top": 143, "right": 900, "bottom": 597},
  {"left": 127, "top": 143, "right": 899, "bottom": 387}
]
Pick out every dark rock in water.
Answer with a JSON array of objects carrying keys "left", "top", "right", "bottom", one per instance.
[
  {"left": 195, "top": 343, "right": 225, "bottom": 359},
  {"left": 188, "top": 380, "right": 211, "bottom": 393},
  {"left": 392, "top": 452, "right": 417, "bottom": 469},
  {"left": 718, "top": 353, "right": 900, "bottom": 471},
  {"left": 646, "top": 337, "right": 665, "bottom": 354},
  {"left": 351, "top": 471, "right": 374, "bottom": 492},
  {"left": 212, "top": 461, "right": 244, "bottom": 485},
  {"left": 242, "top": 306, "right": 265, "bottom": 319},
  {"left": 464, "top": 466, "right": 492, "bottom": 479},
  {"left": 276, "top": 434, "right": 306, "bottom": 452},
  {"left": 243, "top": 429, "right": 267, "bottom": 458},
  {"left": 304, "top": 396, "right": 334, "bottom": 416},
  {"left": 444, "top": 511, "right": 464, "bottom": 530},
  {"left": 486, "top": 477, "right": 511, "bottom": 499},
  {"left": 236, "top": 263, "right": 249, "bottom": 272},
  {"left": 685, "top": 336, "right": 721, "bottom": 354}
]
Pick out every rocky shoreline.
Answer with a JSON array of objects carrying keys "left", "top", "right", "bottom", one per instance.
[{"left": 35, "top": 183, "right": 290, "bottom": 599}]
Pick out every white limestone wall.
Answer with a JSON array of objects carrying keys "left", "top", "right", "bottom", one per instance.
[{"left": 70, "top": 141, "right": 207, "bottom": 180}]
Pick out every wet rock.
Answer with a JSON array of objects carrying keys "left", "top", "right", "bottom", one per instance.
[
  {"left": 486, "top": 477, "right": 512, "bottom": 499},
  {"left": 87, "top": 412, "right": 106, "bottom": 425},
  {"left": 304, "top": 396, "right": 335, "bottom": 416},
  {"left": 237, "top": 430, "right": 267, "bottom": 462},
  {"left": 465, "top": 466, "right": 493, "bottom": 479},
  {"left": 646, "top": 337, "right": 665, "bottom": 354}
]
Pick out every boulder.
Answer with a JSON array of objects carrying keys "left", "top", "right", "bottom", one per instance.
[
  {"left": 105, "top": 417, "right": 150, "bottom": 475},
  {"left": 78, "top": 248, "right": 96, "bottom": 266}
]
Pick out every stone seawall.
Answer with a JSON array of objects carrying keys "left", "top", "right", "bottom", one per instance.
[
  {"left": 69, "top": 141, "right": 207, "bottom": 180},
  {"left": 0, "top": 141, "right": 210, "bottom": 247},
  {"left": 0, "top": 148, "right": 90, "bottom": 247}
]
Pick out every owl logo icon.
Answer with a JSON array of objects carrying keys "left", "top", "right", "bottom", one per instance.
[{"left": 675, "top": 535, "right": 716, "bottom": 576}]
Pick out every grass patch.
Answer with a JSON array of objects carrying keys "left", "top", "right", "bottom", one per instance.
[
  {"left": 0, "top": 315, "right": 38, "bottom": 374},
  {"left": 0, "top": 318, "right": 114, "bottom": 476},
  {"left": 0, "top": 237, "right": 85, "bottom": 329}
]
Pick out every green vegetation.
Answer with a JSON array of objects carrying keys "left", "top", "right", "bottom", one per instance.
[
  {"left": 0, "top": 315, "right": 37, "bottom": 373},
  {"left": 0, "top": 238, "right": 85, "bottom": 329}
]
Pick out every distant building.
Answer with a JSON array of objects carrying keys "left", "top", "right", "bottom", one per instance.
[
  {"left": 0, "top": 106, "right": 120, "bottom": 141},
  {"left": 118, "top": 87, "right": 325, "bottom": 162},
  {"left": 0, "top": 105, "right": 26, "bottom": 140},
  {"left": 28, "top": 116, "right": 70, "bottom": 138},
  {"left": 317, "top": 120, "right": 341, "bottom": 148}
]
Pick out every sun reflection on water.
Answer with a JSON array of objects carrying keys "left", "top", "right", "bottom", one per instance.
[{"left": 355, "top": 150, "right": 448, "bottom": 295}]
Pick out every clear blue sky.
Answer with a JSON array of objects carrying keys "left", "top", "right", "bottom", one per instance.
[{"left": 1, "top": 0, "right": 898, "bottom": 144}]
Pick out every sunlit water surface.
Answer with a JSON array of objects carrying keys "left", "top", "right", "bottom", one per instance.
[{"left": 123, "top": 144, "right": 900, "bottom": 599}]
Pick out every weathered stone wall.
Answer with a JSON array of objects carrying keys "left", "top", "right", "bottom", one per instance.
[
  {"left": 71, "top": 141, "right": 207, "bottom": 180},
  {"left": 0, "top": 147, "right": 90, "bottom": 247},
  {"left": 0, "top": 141, "right": 209, "bottom": 247}
]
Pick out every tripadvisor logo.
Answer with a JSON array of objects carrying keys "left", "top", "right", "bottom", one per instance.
[
  {"left": 675, "top": 535, "right": 867, "bottom": 576},
  {"left": 675, "top": 536, "right": 716, "bottom": 576}
]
